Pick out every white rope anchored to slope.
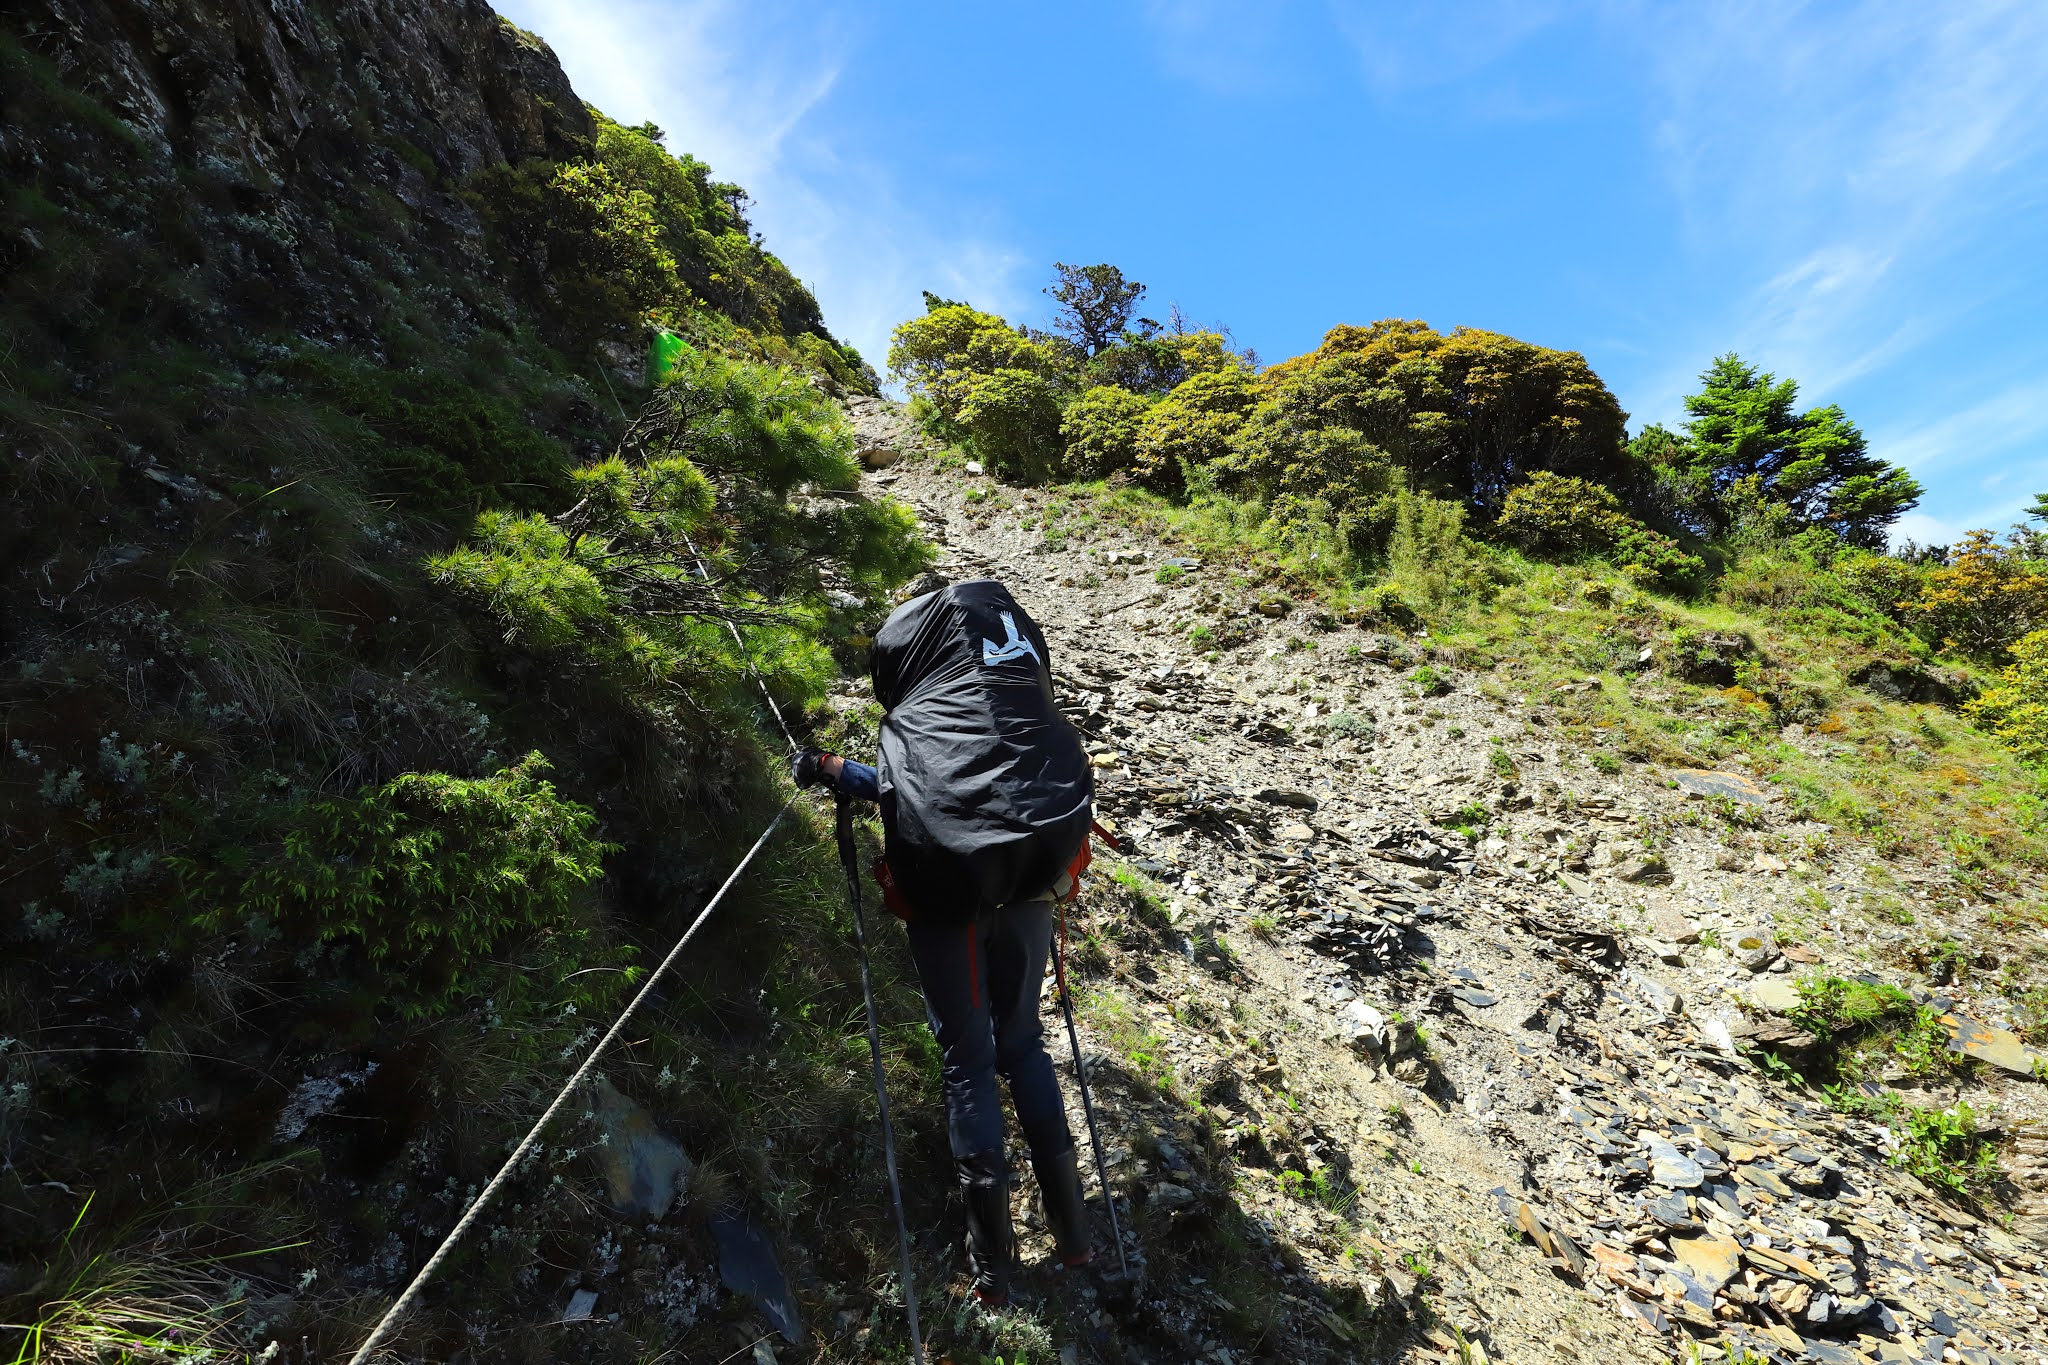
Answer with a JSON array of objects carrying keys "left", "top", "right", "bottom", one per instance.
[{"left": 344, "top": 796, "right": 799, "bottom": 1365}]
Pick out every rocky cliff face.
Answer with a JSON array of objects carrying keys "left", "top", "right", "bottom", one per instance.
[
  {"left": 10, "top": 0, "right": 590, "bottom": 343},
  {"left": 1, "top": 5, "right": 871, "bottom": 1355}
]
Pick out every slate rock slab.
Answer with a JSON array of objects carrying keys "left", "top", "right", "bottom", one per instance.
[
  {"left": 1749, "top": 977, "right": 1804, "bottom": 1015},
  {"left": 590, "top": 1076, "right": 691, "bottom": 1220},
  {"left": 1669, "top": 1230, "right": 1742, "bottom": 1292},
  {"left": 1671, "top": 768, "right": 1772, "bottom": 806},
  {"left": 712, "top": 1212, "right": 805, "bottom": 1343},
  {"left": 1648, "top": 1139, "right": 1704, "bottom": 1188},
  {"left": 1939, "top": 1013, "right": 2048, "bottom": 1078},
  {"left": 1647, "top": 900, "right": 1699, "bottom": 944}
]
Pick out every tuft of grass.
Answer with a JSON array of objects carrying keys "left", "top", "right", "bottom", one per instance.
[
  {"left": 1408, "top": 664, "right": 1451, "bottom": 696},
  {"left": 1782, "top": 975, "right": 1965, "bottom": 1084},
  {"left": 1788, "top": 974, "right": 1914, "bottom": 1038},
  {"left": 1081, "top": 987, "right": 1179, "bottom": 1100},
  {"left": 1109, "top": 862, "right": 1175, "bottom": 932},
  {"left": 6, "top": 1189, "right": 309, "bottom": 1365}
]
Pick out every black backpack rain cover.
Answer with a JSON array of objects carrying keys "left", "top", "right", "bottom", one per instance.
[{"left": 871, "top": 579, "right": 1093, "bottom": 921}]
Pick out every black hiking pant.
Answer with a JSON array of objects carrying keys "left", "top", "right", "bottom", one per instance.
[{"left": 903, "top": 896, "right": 1074, "bottom": 1164}]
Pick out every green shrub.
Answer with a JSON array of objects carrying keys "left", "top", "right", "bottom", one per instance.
[
  {"left": 1610, "top": 523, "right": 1708, "bottom": 594},
  {"left": 1966, "top": 628, "right": 2048, "bottom": 765},
  {"left": 214, "top": 754, "right": 614, "bottom": 1014},
  {"left": 1133, "top": 366, "right": 1262, "bottom": 495},
  {"left": 1836, "top": 548, "right": 1925, "bottom": 619},
  {"left": 1439, "top": 801, "right": 1490, "bottom": 842},
  {"left": 1060, "top": 384, "right": 1152, "bottom": 479},
  {"left": 1088, "top": 327, "right": 1242, "bottom": 396},
  {"left": 1359, "top": 583, "right": 1419, "bottom": 630},
  {"left": 1324, "top": 712, "right": 1376, "bottom": 741},
  {"left": 1494, "top": 470, "right": 1627, "bottom": 555},
  {"left": 955, "top": 367, "right": 1066, "bottom": 480},
  {"left": 1892, "top": 1101, "right": 1999, "bottom": 1198},
  {"left": 1220, "top": 420, "right": 1393, "bottom": 517},
  {"left": 1892, "top": 1005, "right": 1967, "bottom": 1079},
  {"left": 278, "top": 345, "right": 588, "bottom": 514},
  {"left": 1261, "top": 492, "right": 1356, "bottom": 572},
  {"left": 1495, "top": 471, "right": 1705, "bottom": 592},
  {"left": 1387, "top": 485, "right": 1502, "bottom": 611},
  {"left": 432, "top": 347, "right": 925, "bottom": 715}
]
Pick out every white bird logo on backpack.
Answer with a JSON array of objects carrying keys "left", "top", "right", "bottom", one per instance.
[{"left": 981, "top": 610, "right": 1041, "bottom": 666}]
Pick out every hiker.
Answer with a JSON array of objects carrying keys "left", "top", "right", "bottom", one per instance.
[{"left": 793, "top": 578, "right": 1096, "bottom": 1307}]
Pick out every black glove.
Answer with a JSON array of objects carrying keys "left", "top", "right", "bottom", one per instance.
[{"left": 791, "top": 746, "right": 830, "bottom": 789}]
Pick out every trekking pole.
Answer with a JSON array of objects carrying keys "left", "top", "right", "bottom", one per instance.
[
  {"left": 833, "top": 792, "right": 926, "bottom": 1365},
  {"left": 1052, "top": 898, "right": 1131, "bottom": 1280}
]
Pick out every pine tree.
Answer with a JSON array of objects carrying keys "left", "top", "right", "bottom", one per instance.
[{"left": 1674, "top": 354, "right": 1922, "bottom": 547}]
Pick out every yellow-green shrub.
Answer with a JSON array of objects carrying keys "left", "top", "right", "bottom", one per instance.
[
  {"left": 1059, "top": 384, "right": 1152, "bottom": 479},
  {"left": 887, "top": 303, "right": 1061, "bottom": 432},
  {"left": 1135, "top": 367, "right": 1262, "bottom": 495},
  {"left": 1965, "top": 627, "right": 2048, "bottom": 764},
  {"left": 1902, "top": 529, "right": 2048, "bottom": 658},
  {"left": 1251, "top": 320, "right": 1632, "bottom": 508}
]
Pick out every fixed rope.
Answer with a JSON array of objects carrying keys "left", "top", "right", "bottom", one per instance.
[
  {"left": 343, "top": 797, "right": 799, "bottom": 1365},
  {"left": 680, "top": 526, "right": 797, "bottom": 753}
]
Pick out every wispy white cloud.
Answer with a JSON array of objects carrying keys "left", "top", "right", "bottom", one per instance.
[
  {"left": 1873, "top": 376, "right": 2048, "bottom": 540},
  {"left": 1141, "top": 0, "right": 1301, "bottom": 94},
  {"left": 494, "top": 0, "right": 1030, "bottom": 373},
  {"left": 1457, "top": 0, "right": 2048, "bottom": 548},
  {"left": 1327, "top": 0, "right": 1574, "bottom": 98}
]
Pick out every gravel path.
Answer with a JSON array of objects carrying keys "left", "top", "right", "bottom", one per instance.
[{"left": 849, "top": 436, "right": 2048, "bottom": 1365}]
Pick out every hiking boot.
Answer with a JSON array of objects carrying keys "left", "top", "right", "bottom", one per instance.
[
  {"left": 959, "top": 1148, "right": 1014, "bottom": 1307},
  {"left": 1032, "top": 1143, "right": 1093, "bottom": 1268}
]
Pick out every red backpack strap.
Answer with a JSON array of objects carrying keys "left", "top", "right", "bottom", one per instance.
[
  {"left": 870, "top": 856, "right": 917, "bottom": 922},
  {"left": 1058, "top": 818, "right": 1120, "bottom": 902}
]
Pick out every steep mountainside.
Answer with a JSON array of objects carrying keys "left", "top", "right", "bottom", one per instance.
[
  {"left": 2, "top": 3, "right": 929, "bottom": 1360},
  {"left": 7, "top": 3, "right": 2048, "bottom": 1364}
]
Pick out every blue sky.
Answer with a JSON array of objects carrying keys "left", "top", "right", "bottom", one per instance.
[{"left": 497, "top": 0, "right": 2048, "bottom": 545}]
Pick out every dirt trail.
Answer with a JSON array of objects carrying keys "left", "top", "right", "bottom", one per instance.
[{"left": 854, "top": 444, "right": 2048, "bottom": 1365}]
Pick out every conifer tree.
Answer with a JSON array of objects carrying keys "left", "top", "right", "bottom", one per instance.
[{"left": 1674, "top": 354, "right": 1921, "bottom": 547}]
